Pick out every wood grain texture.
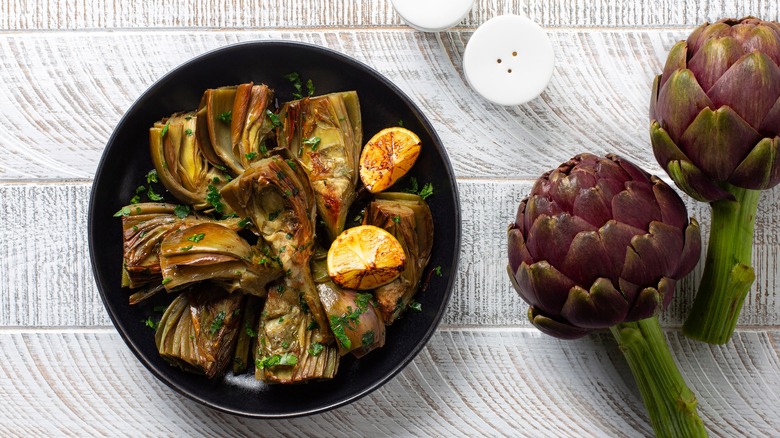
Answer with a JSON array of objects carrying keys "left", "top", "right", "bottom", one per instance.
[
  {"left": 0, "top": 28, "right": 708, "bottom": 181},
  {"left": 2, "top": 181, "right": 778, "bottom": 328},
  {"left": 1, "top": 0, "right": 778, "bottom": 30},
  {"left": 0, "top": 329, "right": 778, "bottom": 436}
]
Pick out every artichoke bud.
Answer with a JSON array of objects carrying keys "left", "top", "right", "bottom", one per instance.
[
  {"left": 650, "top": 17, "right": 780, "bottom": 195},
  {"left": 317, "top": 281, "right": 386, "bottom": 357},
  {"left": 277, "top": 91, "right": 362, "bottom": 242},
  {"left": 159, "top": 222, "right": 282, "bottom": 296},
  {"left": 507, "top": 154, "right": 701, "bottom": 339},
  {"left": 363, "top": 192, "right": 434, "bottom": 324},
  {"left": 154, "top": 284, "right": 244, "bottom": 378}
]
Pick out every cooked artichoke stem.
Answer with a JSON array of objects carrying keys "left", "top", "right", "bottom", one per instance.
[
  {"left": 155, "top": 285, "right": 245, "bottom": 378},
  {"left": 363, "top": 193, "right": 434, "bottom": 324},
  {"left": 220, "top": 154, "right": 331, "bottom": 344},
  {"left": 255, "top": 287, "right": 339, "bottom": 383},
  {"left": 232, "top": 295, "right": 262, "bottom": 374},
  {"left": 159, "top": 222, "right": 282, "bottom": 295},
  {"left": 278, "top": 91, "right": 362, "bottom": 242}
]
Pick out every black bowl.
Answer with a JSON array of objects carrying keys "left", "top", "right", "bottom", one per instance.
[{"left": 88, "top": 41, "right": 461, "bottom": 418}]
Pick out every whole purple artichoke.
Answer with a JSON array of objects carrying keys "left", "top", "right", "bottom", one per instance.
[
  {"left": 507, "top": 154, "right": 706, "bottom": 436},
  {"left": 508, "top": 154, "right": 701, "bottom": 339},
  {"left": 650, "top": 17, "right": 780, "bottom": 344}
]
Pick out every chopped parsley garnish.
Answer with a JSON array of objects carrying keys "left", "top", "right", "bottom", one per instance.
[
  {"left": 153, "top": 305, "right": 167, "bottom": 313},
  {"left": 245, "top": 151, "right": 258, "bottom": 160},
  {"left": 392, "top": 215, "right": 401, "bottom": 223},
  {"left": 362, "top": 330, "right": 375, "bottom": 348},
  {"left": 408, "top": 301, "right": 423, "bottom": 312},
  {"left": 268, "top": 210, "right": 280, "bottom": 221},
  {"left": 209, "top": 311, "right": 226, "bottom": 335},
  {"left": 142, "top": 316, "right": 158, "bottom": 330},
  {"left": 173, "top": 204, "right": 190, "bottom": 218},
  {"left": 284, "top": 72, "right": 304, "bottom": 99},
  {"left": 306, "top": 79, "right": 315, "bottom": 96},
  {"left": 187, "top": 233, "right": 205, "bottom": 243},
  {"left": 113, "top": 206, "right": 132, "bottom": 217},
  {"left": 206, "top": 184, "right": 225, "bottom": 213},
  {"left": 147, "top": 185, "right": 164, "bottom": 201},
  {"left": 406, "top": 177, "right": 419, "bottom": 194},
  {"left": 356, "top": 292, "right": 373, "bottom": 310},
  {"left": 146, "top": 169, "right": 159, "bottom": 184},
  {"left": 276, "top": 284, "right": 286, "bottom": 294},
  {"left": 433, "top": 265, "right": 442, "bottom": 277},
  {"left": 308, "top": 342, "right": 324, "bottom": 357},
  {"left": 161, "top": 277, "right": 172, "bottom": 285},
  {"left": 266, "top": 110, "right": 281, "bottom": 127},
  {"left": 185, "top": 128, "right": 193, "bottom": 136},
  {"left": 398, "top": 119, "right": 405, "bottom": 127},
  {"left": 245, "top": 323, "right": 257, "bottom": 338},
  {"left": 238, "top": 218, "right": 251, "bottom": 228},
  {"left": 281, "top": 340, "right": 290, "bottom": 349},
  {"left": 307, "top": 320, "right": 319, "bottom": 331},
  {"left": 130, "top": 195, "right": 141, "bottom": 204},
  {"left": 256, "top": 353, "right": 298, "bottom": 369},
  {"left": 179, "top": 245, "right": 193, "bottom": 251},
  {"left": 419, "top": 183, "right": 434, "bottom": 200},
  {"left": 160, "top": 123, "right": 169, "bottom": 138},
  {"left": 217, "top": 111, "right": 232, "bottom": 123},
  {"left": 303, "top": 136, "right": 321, "bottom": 151},
  {"left": 329, "top": 315, "right": 352, "bottom": 349},
  {"left": 353, "top": 210, "right": 365, "bottom": 223},
  {"left": 212, "top": 176, "right": 221, "bottom": 184}
]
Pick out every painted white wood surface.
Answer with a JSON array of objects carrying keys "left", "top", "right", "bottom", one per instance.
[{"left": 1, "top": 1, "right": 779, "bottom": 436}]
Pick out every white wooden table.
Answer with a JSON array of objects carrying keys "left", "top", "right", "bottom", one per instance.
[{"left": 2, "top": 1, "right": 779, "bottom": 436}]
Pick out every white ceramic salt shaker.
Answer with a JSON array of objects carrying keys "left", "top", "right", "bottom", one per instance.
[
  {"left": 391, "top": 0, "right": 475, "bottom": 32},
  {"left": 463, "top": 15, "right": 555, "bottom": 106}
]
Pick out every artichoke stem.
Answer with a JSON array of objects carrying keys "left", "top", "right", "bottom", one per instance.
[
  {"left": 610, "top": 317, "right": 708, "bottom": 438},
  {"left": 683, "top": 184, "right": 759, "bottom": 344}
]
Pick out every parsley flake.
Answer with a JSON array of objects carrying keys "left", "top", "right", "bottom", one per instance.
[
  {"left": 217, "top": 111, "right": 232, "bottom": 123},
  {"left": 308, "top": 342, "right": 324, "bottom": 356},
  {"left": 173, "top": 204, "right": 190, "bottom": 218},
  {"left": 303, "top": 136, "right": 321, "bottom": 151},
  {"left": 209, "top": 311, "right": 226, "bottom": 336}
]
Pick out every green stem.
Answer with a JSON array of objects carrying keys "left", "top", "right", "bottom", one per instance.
[
  {"left": 683, "top": 184, "right": 759, "bottom": 344},
  {"left": 610, "top": 318, "right": 708, "bottom": 438}
]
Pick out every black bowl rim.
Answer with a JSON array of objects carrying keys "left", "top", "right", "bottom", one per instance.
[{"left": 88, "top": 39, "right": 462, "bottom": 419}]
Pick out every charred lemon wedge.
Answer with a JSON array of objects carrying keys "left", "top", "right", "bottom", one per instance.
[
  {"left": 359, "top": 127, "right": 421, "bottom": 193},
  {"left": 327, "top": 225, "right": 406, "bottom": 290}
]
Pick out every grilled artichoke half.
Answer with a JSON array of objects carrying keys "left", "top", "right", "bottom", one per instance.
[
  {"left": 155, "top": 284, "right": 245, "bottom": 378},
  {"left": 159, "top": 222, "right": 282, "bottom": 296},
  {"left": 220, "top": 153, "right": 331, "bottom": 344},
  {"left": 363, "top": 192, "right": 434, "bottom": 324},
  {"left": 277, "top": 91, "right": 362, "bottom": 242}
]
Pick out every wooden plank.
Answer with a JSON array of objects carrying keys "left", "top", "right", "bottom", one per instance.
[
  {"left": 1, "top": 0, "right": 778, "bottom": 30},
  {"left": 0, "top": 29, "right": 707, "bottom": 181},
  {"left": 0, "top": 329, "right": 778, "bottom": 436},
  {"left": 2, "top": 181, "right": 779, "bottom": 328}
]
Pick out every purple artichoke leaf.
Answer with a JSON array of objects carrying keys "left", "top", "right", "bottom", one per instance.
[
  {"left": 515, "top": 261, "right": 576, "bottom": 318},
  {"left": 561, "top": 231, "right": 615, "bottom": 286},
  {"left": 674, "top": 218, "right": 702, "bottom": 279},
  {"left": 507, "top": 226, "right": 532, "bottom": 271},
  {"left": 687, "top": 36, "right": 743, "bottom": 92},
  {"left": 623, "top": 283, "right": 664, "bottom": 320},
  {"left": 759, "top": 94, "right": 780, "bottom": 134},
  {"left": 560, "top": 279, "right": 629, "bottom": 329},
  {"left": 651, "top": 180, "right": 689, "bottom": 230},
  {"left": 632, "top": 221, "right": 685, "bottom": 278},
  {"left": 599, "top": 220, "right": 644, "bottom": 278},
  {"left": 649, "top": 121, "right": 691, "bottom": 171},
  {"left": 571, "top": 187, "right": 612, "bottom": 227},
  {"left": 611, "top": 181, "right": 662, "bottom": 230},
  {"left": 654, "top": 69, "right": 713, "bottom": 141},
  {"left": 528, "top": 307, "right": 591, "bottom": 340},
  {"left": 666, "top": 159, "right": 734, "bottom": 202},
  {"left": 659, "top": 41, "right": 688, "bottom": 91},
  {"left": 708, "top": 52, "right": 780, "bottom": 128},
  {"left": 729, "top": 136, "right": 780, "bottom": 189},
  {"left": 680, "top": 107, "right": 762, "bottom": 181},
  {"left": 526, "top": 213, "right": 597, "bottom": 269}
]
